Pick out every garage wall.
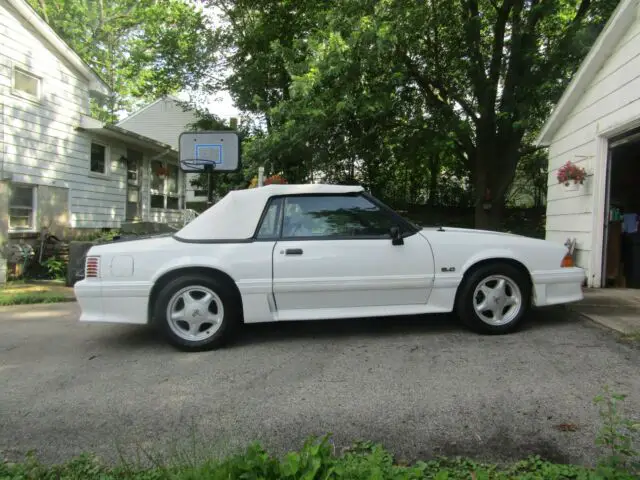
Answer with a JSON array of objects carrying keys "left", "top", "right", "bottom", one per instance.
[{"left": 545, "top": 10, "right": 640, "bottom": 284}]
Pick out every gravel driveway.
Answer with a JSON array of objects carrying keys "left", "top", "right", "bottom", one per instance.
[{"left": 0, "top": 302, "right": 638, "bottom": 466}]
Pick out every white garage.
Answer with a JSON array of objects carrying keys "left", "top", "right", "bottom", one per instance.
[{"left": 537, "top": 0, "right": 640, "bottom": 289}]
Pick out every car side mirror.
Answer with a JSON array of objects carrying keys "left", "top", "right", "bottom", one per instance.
[{"left": 390, "top": 225, "right": 404, "bottom": 246}]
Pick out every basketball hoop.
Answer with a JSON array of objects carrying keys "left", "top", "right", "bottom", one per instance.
[
  {"left": 178, "top": 131, "right": 240, "bottom": 173},
  {"left": 179, "top": 158, "right": 218, "bottom": 173},
  {"left": 178, "top": 131, "right": 240, "bottom": 208}
]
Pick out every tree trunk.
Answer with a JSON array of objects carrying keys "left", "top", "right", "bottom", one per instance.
[
  {"left": 473, "top": 145, "right": 516, "bottom": 231},
  {"left": 427, "top": 154, "right": 440, "bottom": 206}
]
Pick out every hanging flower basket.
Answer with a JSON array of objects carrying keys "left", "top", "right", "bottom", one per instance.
[
  {"left": 156, "top": 166, "right": 169, "bottom": 178},
  {"left": 557, "top": 161, "right": 586, "bottom": 192}
]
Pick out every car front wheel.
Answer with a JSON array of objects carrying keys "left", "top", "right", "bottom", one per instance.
[
  {"left": 155, "top": 274, "right": 239, "bottom": 351},
  {"left": 456, "top": 263, "right": 531, "bottom": 334}
]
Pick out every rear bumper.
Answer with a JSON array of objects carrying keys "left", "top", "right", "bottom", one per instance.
[
  {"left": 531, "top": 267, "right": 585, "bottom": 307},
  {"left": 74, "top": 280, "right": 151, "bottom": 325}
]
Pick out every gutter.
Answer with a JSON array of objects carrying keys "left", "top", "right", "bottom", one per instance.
[
  {"left": 103, "top": 124, "right": 175, "bottom": 152},
  {"left": 76, "top": 116, "right": 178, "bottom": 155}
]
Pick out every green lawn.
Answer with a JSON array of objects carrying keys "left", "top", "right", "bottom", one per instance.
[
  {"left": 0, "top": 280, "right": 74, "bottom": 306},
  {"left": 0, "top": 437, "right": 637, "bottom": 480}
]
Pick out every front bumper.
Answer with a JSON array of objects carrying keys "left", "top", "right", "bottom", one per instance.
[{"left": 530, "top": 267, "right": 585, "bottom": 307}]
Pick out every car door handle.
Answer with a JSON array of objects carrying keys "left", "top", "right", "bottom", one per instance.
[{"left": 284, "top": 248, "right": 303, "bottom": 255}]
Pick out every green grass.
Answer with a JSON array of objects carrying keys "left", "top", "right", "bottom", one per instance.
[
  {"left": 0, "top": 437, "right": 637, "bottom": 480},
  {"left": 0, "top": 280, "right": 74, "bottom": 306},
  {"left": 620, "top": 331, "right": 640, "bottom": 343},
  {"left": 0, "top": 291, "right": 69, "bottom": 306}
]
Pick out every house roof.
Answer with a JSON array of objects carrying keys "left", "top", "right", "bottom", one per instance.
[
  {"left": 116, "top": 95, "right": 187, "bottom": 126},
  {"left": 7, "top": 0, "right": 110, "bottom": 97},
  {"left": 78, "top": 115, "right": 178, "bottom": 155},
  {"left": 536, "top": 0, "right": 638, "bottom": 146}
]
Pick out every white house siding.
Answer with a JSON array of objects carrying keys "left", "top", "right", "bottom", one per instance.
[
  {"left": 117, "top": 98, "right": 205, "bottom": 203},
  {"left": 117, "top": 98, "right": 197, "bottom": 148},
  {"left": 0, "top": 0, "right": 122, "bottom": 230},
  {"left": 545, "top": 10, "right": 640, "bottom": 281}
]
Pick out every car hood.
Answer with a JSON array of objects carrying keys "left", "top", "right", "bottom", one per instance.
[
  {"left": 420, "top": 226, "right": 568, "bottom": 251},
  {"left": 421, "top": 226, "right": 518, "bottom": 237}
]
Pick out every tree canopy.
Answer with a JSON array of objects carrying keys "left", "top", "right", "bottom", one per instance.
[
  {"left": 206, "top": 0, "right": 617, "bottom": 226},
  {"left": 29, "top": 0, "right": 217, "bottom": 122},
  {"left": 33, "top": 0, "right": 619, "bottom": 227}
]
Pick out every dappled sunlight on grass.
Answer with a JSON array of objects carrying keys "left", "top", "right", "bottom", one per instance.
[{"left": 0, "top": 281, "right": 74, "bottom": 306}]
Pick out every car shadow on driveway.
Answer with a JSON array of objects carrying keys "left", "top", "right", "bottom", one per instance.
[
  {"left": 86, "top": 306, "right": 577, "bottom": 351},
  {"left": 231, "top": 306, "right": 576, "bottom": 348}
]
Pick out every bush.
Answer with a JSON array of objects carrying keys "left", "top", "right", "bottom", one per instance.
[{"left": 42, "top": 257, "right": 67, "bottom": 280}]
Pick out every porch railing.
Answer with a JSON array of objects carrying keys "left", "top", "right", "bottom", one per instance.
[{"left": 182, "top": 208, "right": 199, "bottom": 226}]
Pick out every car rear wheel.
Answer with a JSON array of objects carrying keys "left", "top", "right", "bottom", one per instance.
[
  {"left": 155, "top": 274, "right": 240, "bottom": 351},
  {"left": 456, "top": 263, "right": 530, "bottom": 334}
]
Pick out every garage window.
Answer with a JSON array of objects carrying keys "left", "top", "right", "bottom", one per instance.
[{"left": 9, "top": 185, "right": 36, "bottom": 231}]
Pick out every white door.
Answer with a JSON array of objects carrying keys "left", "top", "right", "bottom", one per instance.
[{"left": 271, "top": 193, "right": 435, "bottom": 319}]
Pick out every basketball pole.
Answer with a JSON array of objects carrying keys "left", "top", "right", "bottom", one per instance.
[{"left": 205, "top": 164, "right": 215, "bottom": 207}]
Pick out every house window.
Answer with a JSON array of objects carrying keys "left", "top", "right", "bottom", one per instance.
[
  {"left": 13, "top": 67, "right": 41, "bottom": 100},
  {"left": 90, "top": 142, "right": 107, "bottom": 174},
  {"left": 150, "top": 160, "right": 182, "bottom": 210},
  {"left": 9, "top": 185, "right": 36, "bottom": 231}
]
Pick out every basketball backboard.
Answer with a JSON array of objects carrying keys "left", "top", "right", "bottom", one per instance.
[{"left": 178, "top": 131, "right": 240, "bottom": 172}]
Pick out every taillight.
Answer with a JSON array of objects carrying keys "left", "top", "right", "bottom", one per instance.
[
  {"left": 561, "top": 253, "right": 574, "bottom": 268},
  {"left": 85, "top": 256, "right": 100, "bottom": 278}
]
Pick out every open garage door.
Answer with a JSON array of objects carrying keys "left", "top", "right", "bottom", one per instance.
[{"left": 603, "top": 126, "right": 640, "bottom": 287}]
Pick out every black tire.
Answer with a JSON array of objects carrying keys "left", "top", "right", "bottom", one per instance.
[
  {"left": 455, "top": 262, "right": 531, "bottom": 334},
  {"left": 154, "top": 274, "right": 241, "bottom": 351}
]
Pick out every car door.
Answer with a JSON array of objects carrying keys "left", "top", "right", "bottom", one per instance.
[{"left": 271, "top": 193, "right": 435, "bottom": 319}]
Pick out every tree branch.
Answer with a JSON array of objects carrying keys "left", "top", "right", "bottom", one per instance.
[
  {"left": 518, "top": 144, "right": 545, "bottom": 156},
  {"left": 535, "top": 0, "right": 592, "bottom": 82},
  {"left": 465, "top": 0, "right": 488, "bottom": 105},
  {"left": 38, "top": 0, "right": 48, "bottom": 23},
  {"left": 488, "top": 0, "right": 514, "bottom": 91}
]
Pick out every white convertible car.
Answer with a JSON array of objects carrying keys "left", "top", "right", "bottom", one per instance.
[{"left": 75, "top": 184, "right": 585, "bottom": 351}]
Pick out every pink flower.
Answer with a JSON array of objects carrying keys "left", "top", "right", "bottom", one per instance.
[{"left": 557, "top": 161, "right": 586, "bottom": 185}]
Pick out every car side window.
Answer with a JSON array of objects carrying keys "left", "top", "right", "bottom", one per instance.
[
  {"left": 256, "top": 199, "right": 283, "bottom": 239},
  {"left": 282, "top": 195, "right": 396, "bottom": 238}
]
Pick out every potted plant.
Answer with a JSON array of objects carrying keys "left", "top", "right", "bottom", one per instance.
[{"left": 557, "top": 161, "right": 586, "bottom": 192}]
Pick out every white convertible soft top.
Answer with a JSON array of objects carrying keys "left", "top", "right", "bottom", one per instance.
[{"left": 176, "top": 184, "right": 365, "bottom": 240}]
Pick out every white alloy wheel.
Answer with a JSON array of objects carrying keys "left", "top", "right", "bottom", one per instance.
[
  {"left": 472, "top": 274, "right": 522, "bottom": 326},
  {"left": 456, "top": 262, "right": 531, "bottom": 334},
  {"left": 166, "top": 286, "right": 225, "bottom": 342}
]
